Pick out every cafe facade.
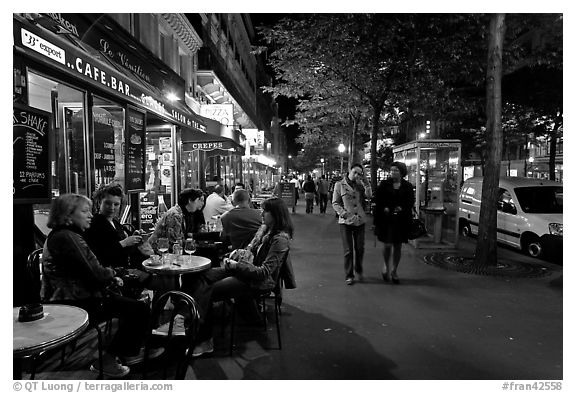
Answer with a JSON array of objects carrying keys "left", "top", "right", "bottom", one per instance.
[{"left": 12, "top": 13, "right": 219, "bottom": 303}]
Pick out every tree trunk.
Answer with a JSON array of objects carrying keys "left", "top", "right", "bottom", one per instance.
[
  {"left": 548, "top": 112, "right": 561, "bottom": 181},
  {"left": 369, "top": 104, "right": 383, "bottom": 191},
  {"left": 474, "top": 14, "right": 506, "bottom": 269},
  {"left": 349, "top": 114, "right": 357, "bottom": 167}
]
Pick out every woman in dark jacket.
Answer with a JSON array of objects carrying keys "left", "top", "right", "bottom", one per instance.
[
  {"left": 41, "top": 194, "right": 162, "bottom": 377},
  {"left": 84, "top": 184, "right": 145, "bottom": 269},
  {"left": 373, "top": 161, "right": 415, "bottom": 284},
  {"left": 183, "top": 197, "right": 296, "bottom": 357}
]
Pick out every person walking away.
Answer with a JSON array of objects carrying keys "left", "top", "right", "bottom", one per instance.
[
  {"left": 332, "top": 164, "right": 372, "bottom": 285},
  {"left": 289, "top": 174, "right": 300, "bottom": 206},
  {"left": 316, "top": 175, "right": 329, "bottom": 214},
  {"left": 220, "top": 189, "right": 263, "bottom": 249},
  {"left": 373, "top": 161, "right": 414, "bottom": 284},
  {"left": 302, "top": 175, "right": 317, "bottom": 214}
]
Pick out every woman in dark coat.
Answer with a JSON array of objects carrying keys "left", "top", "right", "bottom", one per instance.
[{"left": 373, "top": 161, "right": 415, "bottom": 284}]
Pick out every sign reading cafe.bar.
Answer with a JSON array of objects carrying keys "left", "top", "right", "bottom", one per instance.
[{"left": 15, "top": 21, "right": 204, "bottom": 132}]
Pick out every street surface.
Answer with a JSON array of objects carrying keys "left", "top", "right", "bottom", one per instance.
[{"left": 26, "top": 201, "right": 563, "bottom": 381}]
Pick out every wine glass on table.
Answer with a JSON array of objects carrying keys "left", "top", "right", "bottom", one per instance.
[
  {"left": 184, "top": 238, "right": 196, "bottom": 263},
  {"left": 157, "top": 237, "right": 169, "bottom": 265}
]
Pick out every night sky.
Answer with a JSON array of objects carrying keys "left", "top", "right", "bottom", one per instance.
[{"left": 250, "top": 14, "right": 301, "bottom": 155}]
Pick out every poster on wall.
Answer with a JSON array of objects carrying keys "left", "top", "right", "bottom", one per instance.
[
  {"left": 160, "top": 165, "right": 172, "bottom": 186},
  {"left": 159, "top": 137, "right": 171, "bottom": 152},
  {"left": 13, "top": 104, "right": 52, "bottom": 204},
  {"left": 125, "top": 110, "right": 145, "bottom": 191},
  {"left": 139, "top": 192, "right": 172, "bottom": 233}
]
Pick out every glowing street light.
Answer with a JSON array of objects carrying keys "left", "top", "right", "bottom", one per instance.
[{"left": 338, "top": 143, "right": 345, "bottom": 174}]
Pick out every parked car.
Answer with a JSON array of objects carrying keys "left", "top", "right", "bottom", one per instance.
[{"left": 459, "top": 176, "right": 563, "bottom": 259}]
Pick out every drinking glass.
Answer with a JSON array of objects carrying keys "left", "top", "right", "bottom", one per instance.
[
  {"left": 184, "top": 238, "right": 196, "bottom": 262},
  {"left": 157, "top": 237, "right": 169, "bottom": 264}
]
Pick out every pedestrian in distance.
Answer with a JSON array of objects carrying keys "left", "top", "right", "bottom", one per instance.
[
  {"left": 373, "top": 161, "right": 415, "bottom": 284},
  {"left": 316, "top": 174, "right": 329, "bottom": 214},
  {"left": 332, "top": 163, "right": 372, "bottom": 285},
  {"left": 302, "top": 175, "right": 317, "bottom": 214}
]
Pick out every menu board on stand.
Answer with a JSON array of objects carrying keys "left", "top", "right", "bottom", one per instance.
[
  {"left": 279, "top": 182, "right": 296, "bottom": 210},
  {"left": 13, "top": 104, "right": 52, "bottom": 204},
  {"left": 125, "top": 110, "right": 145, "bottom": 192}
]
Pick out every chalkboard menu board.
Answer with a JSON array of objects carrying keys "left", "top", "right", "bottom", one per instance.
[
  {"left": 13, "top": 104, "right": 51, "bottom": 204},
  {"left": 279, "top": 182, "right": 296, "bottom": 208},
  {"left": 125, "top": 110, "right": 145, "bottom": 191}
]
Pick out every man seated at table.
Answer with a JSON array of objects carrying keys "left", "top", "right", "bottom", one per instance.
[
  {"left": 221, "top": 189, "right": 263, "bottom": 250},
  {"left": 149, "top": 188, "right": 205, "bottom": 252},
  {"left": 202, "top": 184, "right": 233, "bottom": 224}
]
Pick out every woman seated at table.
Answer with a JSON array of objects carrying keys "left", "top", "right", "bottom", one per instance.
[
  {"left": 84, "top": 184, "right": 150, "bottom": 296},
  {"left": 184, "top": 197, "right": 296, "bottom": 357},
  {"left": 148, "top": 188, "right": 205, "bottom": 252},
  {"left": 41, "top": 194, "right": 163, "bottom": 378}
]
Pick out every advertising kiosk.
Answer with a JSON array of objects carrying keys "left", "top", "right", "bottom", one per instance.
[{"left": 393, "top": 140, "right": 462, "bottom": 248}]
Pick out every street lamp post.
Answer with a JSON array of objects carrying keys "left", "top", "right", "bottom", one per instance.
[
  {"left": 320, "top": 158, "right": 325, "bottom": 176},
  {"left": 338, "top": 143, "right": 345, "bottom": 174}
]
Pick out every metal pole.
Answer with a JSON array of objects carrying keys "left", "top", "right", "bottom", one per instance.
[{"left": 340, "top": 155, "right": 344, "bottom": 174}]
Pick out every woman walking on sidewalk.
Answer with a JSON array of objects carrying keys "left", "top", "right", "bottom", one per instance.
[
  {"left": 332, "top": 163, "right": 372, "bottom": 285},
  {"left": 373, "top": 161, "right": 414, "bottom": 284}
]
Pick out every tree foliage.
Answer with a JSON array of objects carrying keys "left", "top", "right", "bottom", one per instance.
[{"left": 259, "top": 14, "right": 483, "bottom": 189}]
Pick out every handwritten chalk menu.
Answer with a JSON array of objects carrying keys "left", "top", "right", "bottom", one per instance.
[
  {"left": 279, "top": 182, "right": 296, "bottom": 208},
  {"left": 13, "top": 104, "right": 51, "bottom": 204},
  {"left": 126, "top": 110, "right": 145, "bottom": 191}
]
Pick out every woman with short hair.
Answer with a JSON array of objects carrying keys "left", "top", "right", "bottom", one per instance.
[
  {"left": 84, "top": 184, "right": 144, "bottom": 269},
  {"left": 148, "top": 188, "right": 205, "bottom": 252},
  {"left": 41, "top": 194, "right": 162, "bottom": 378}
]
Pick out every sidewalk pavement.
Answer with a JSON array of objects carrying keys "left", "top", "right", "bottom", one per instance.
[
  {"left": 27, "top": 201, "right": 563, "bottom": 381},
  {"left": 189, "top": 201, "right": 563, "bottom": 380}
]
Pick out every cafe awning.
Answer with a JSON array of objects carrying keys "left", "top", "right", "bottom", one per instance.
[
  {"left": 181, "top": 128, "right": 244, "bottom": 154},
  {"left": 181, "top": 116, "right": 244, "bottom": 155}
]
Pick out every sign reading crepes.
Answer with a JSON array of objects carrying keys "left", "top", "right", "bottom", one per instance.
[{"left": 191, "top": 142, "right": 224, "bottom": 150}]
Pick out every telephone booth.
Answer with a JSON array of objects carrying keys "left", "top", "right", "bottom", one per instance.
[{"left": 393, "top": 139, "right": 462, "bottom": 248}]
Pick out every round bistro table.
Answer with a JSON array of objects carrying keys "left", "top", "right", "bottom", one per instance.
[{"left": 13, "top": 304, "right": 89, "bottom": 379}]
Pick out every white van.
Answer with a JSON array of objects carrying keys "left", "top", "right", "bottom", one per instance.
[{"left": 459, "top": 177, "right": 563, "bottom": 259}]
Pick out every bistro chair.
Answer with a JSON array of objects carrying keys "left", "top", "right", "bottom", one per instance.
[
  {"left": 227, "top": 280, "right": 283, "bottom": 356},
  {"left": 24, "top": 248, "right": 106, "bottom": 379},
  {"left": 142, "top": 290, "right": 201, "bottom": 379},
  {"left": 225, "top": 252, "right": 294, "bottom": 355},
  {"left": 122, "top": 223, "right": 136, "bottom": 236}
]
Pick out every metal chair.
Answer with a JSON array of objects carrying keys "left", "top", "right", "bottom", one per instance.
[
  {"left": 121, "top": 223, "right": 136, "bottom": 236},
  {"left": 142, "top": 290, "right": 201, "bottom": 379},
  {"left": 227, "top": 277, "right": 284, "bottom": 355}
]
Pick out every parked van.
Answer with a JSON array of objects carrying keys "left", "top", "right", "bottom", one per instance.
[{"left": 459, "top": 177, "right": 563, "bottom": 259}]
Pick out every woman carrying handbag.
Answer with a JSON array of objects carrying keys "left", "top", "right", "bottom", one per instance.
[{"left": 373, "top": 161, "right": 415, "bottom": 284}]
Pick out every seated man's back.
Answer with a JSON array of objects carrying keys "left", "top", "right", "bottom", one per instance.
[{"left": 221, "top": 189, "right": 263, "bottom": 249}]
